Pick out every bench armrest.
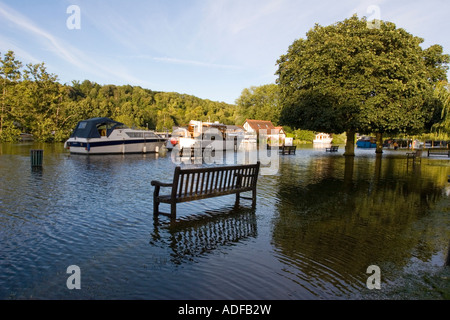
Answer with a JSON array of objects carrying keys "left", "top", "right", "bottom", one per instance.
[{"left": 151, "top": 180, "right": 173, "bottom": 187}]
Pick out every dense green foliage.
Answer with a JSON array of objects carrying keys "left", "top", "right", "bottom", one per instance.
[
  {"left": 431, "top": 80, "right": 450, "bottom": 134},
  {"left": 276, "top": 15, "right": 450, "bottom": 155},
  {"left": 0, "top": 50, "right": 238, "bottom": 142},
  {"left": 235, "top": 84, "right": 281, "bottom": 125}
]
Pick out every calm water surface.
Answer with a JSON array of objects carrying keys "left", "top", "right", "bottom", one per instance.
[{"left": 0, "top": 143, "right": 449, "bottom": 300}]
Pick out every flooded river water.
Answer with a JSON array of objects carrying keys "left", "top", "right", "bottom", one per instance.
[{"left": 0, "top": 143, "right": 449, "bottom": 299}]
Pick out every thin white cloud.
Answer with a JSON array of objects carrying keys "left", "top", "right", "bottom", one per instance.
[
  {"left": 0, "top": 1, "right": 151, "bottom": 86},
  {"left": 0, "top": 2, "right": 83, "bottom": 68}
]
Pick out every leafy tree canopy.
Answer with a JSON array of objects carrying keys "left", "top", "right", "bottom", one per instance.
[
  {"left": 235, "top": 84, "right": 281, "bottom": 125},
  {"left": 276, "top": 15, "right": 449, "bottom": 154}
]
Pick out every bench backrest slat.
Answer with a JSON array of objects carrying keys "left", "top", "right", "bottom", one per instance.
[
  {"left": 209, "top": 171, "right": 215, "bottom": 193},
  {"left": 200, "top": 171, "right": 206, "bottom": 195},
  {"left": 219, "top": 170, "right": 224, "bottom": 191},
  {"left": 213, "top": 171, "right": 220, "bottom": 190},
  {"left": 185, "top": 173, "right": 191, "bottom": 197},
  {"left": 171, "top": 166, "right": 182, "bottom": 200},
  {"left": 178, "top": 172, "right": 185, "bottom": 198},
  {"left": 224, "top": 169, "right": 231, "bottom": 190},
  {"left": 195, "top": 172, "right": 200, "bottom": 194},
  {"left": 238, "top": 168, "right": 245, "bottom": 186}
]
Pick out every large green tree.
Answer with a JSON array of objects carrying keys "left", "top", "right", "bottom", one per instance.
[
  {"left": 276, "top": 15, "right": 449, "bottom": 155},
  {"left": 20, "top": 62, "right": 63, "bottom": 141}
]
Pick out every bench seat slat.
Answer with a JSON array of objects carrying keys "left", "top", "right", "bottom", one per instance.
[{"left": 156, "top": 186, "right": 255, "bottom": 203}]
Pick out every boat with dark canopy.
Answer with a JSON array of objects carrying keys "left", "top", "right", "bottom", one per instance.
[{"left": 64, "top": 117, "right": 166, "bottom": 154}]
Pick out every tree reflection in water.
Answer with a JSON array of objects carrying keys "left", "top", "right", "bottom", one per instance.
[{"left": 271, "top": 153, "right": 449, "bottom": 298}]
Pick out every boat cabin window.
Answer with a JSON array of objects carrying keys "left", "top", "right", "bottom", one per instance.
[
  {"left": 96, "top": 121, "right": 126, "bottom": 137},
  {"left": 125, "top": 132, "right": 159, "bottom": 139},
  {"left": 97, "top": 124, "right": 108, "bottom": 137},
  {"left": 144, "top": 132, "right": 158, "bottom": 139},
  {"left": 126, "top": 132, "right": 144, "bottom": 138},
  {"left": 78, "top": 121, "right": 87, "bottom": 129}
]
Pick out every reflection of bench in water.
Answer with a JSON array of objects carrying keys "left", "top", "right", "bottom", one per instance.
[
  {"left": 406, "top": 150, "right": 422, "bottom": 163},
  {"left": 152, "top": 208, "right": 257, "bottom": 264},
  {"left": 325, "top": 146, "right": 339, "bottom": 152},
  {"left": 151, "top": 162, "right": 260, "bottom": 219},
  {"left": 279, "top": 146, "right": 296, "bottom": 155}
]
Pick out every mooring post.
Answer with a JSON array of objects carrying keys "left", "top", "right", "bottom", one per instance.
[{"left": 30, "top": 149, "right": 44, "bottom": 167}]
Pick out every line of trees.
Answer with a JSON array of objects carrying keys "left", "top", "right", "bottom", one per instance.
[{"left": 0, "top": 50, "right": 238, "bottom": 142}]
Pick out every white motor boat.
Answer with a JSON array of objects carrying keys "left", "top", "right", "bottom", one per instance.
[
  {"left": 313, "top": 132, "right": 333, "bottom": 144},
  {"left": 64, "top": 117, "right": 166, "bottom": 154}
]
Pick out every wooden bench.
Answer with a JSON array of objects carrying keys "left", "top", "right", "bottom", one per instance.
[
  {"left": 326, "top": 146, "right": 339, "bottom": 152},
  {"left": 279, "top": 145, "right": 296, "bottom": 155},
  {"left": 427, "top": 148, "right": 450, "bottom": 157},
  {"left": 151, "top": 162, "right": 260, "bottom": 219}
]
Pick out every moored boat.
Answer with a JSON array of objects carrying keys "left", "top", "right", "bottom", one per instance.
[
  {"left": 313, "top": 133, "right": 333, "bottom": 145},
  {"left": 64, "top": 117, "right": 166, "bottom": 154},
  {"left": 356, "top": 136, "right": 377, "bottom": 148}
]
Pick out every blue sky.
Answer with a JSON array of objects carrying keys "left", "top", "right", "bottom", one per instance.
[{"left": 1, "top": 0, "right": 449, "bottom": 104}]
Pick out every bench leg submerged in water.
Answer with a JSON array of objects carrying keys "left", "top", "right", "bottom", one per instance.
[
  {"left": 235, "top": 189, "right": 257, "bottom": 209},
  {"left": 171, "top": 201, "right": 177, "bottom": 219}
]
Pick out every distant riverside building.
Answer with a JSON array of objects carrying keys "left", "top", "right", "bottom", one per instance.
[{"left": 242, "top": 119, "right": 285, "bottom": 145}]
